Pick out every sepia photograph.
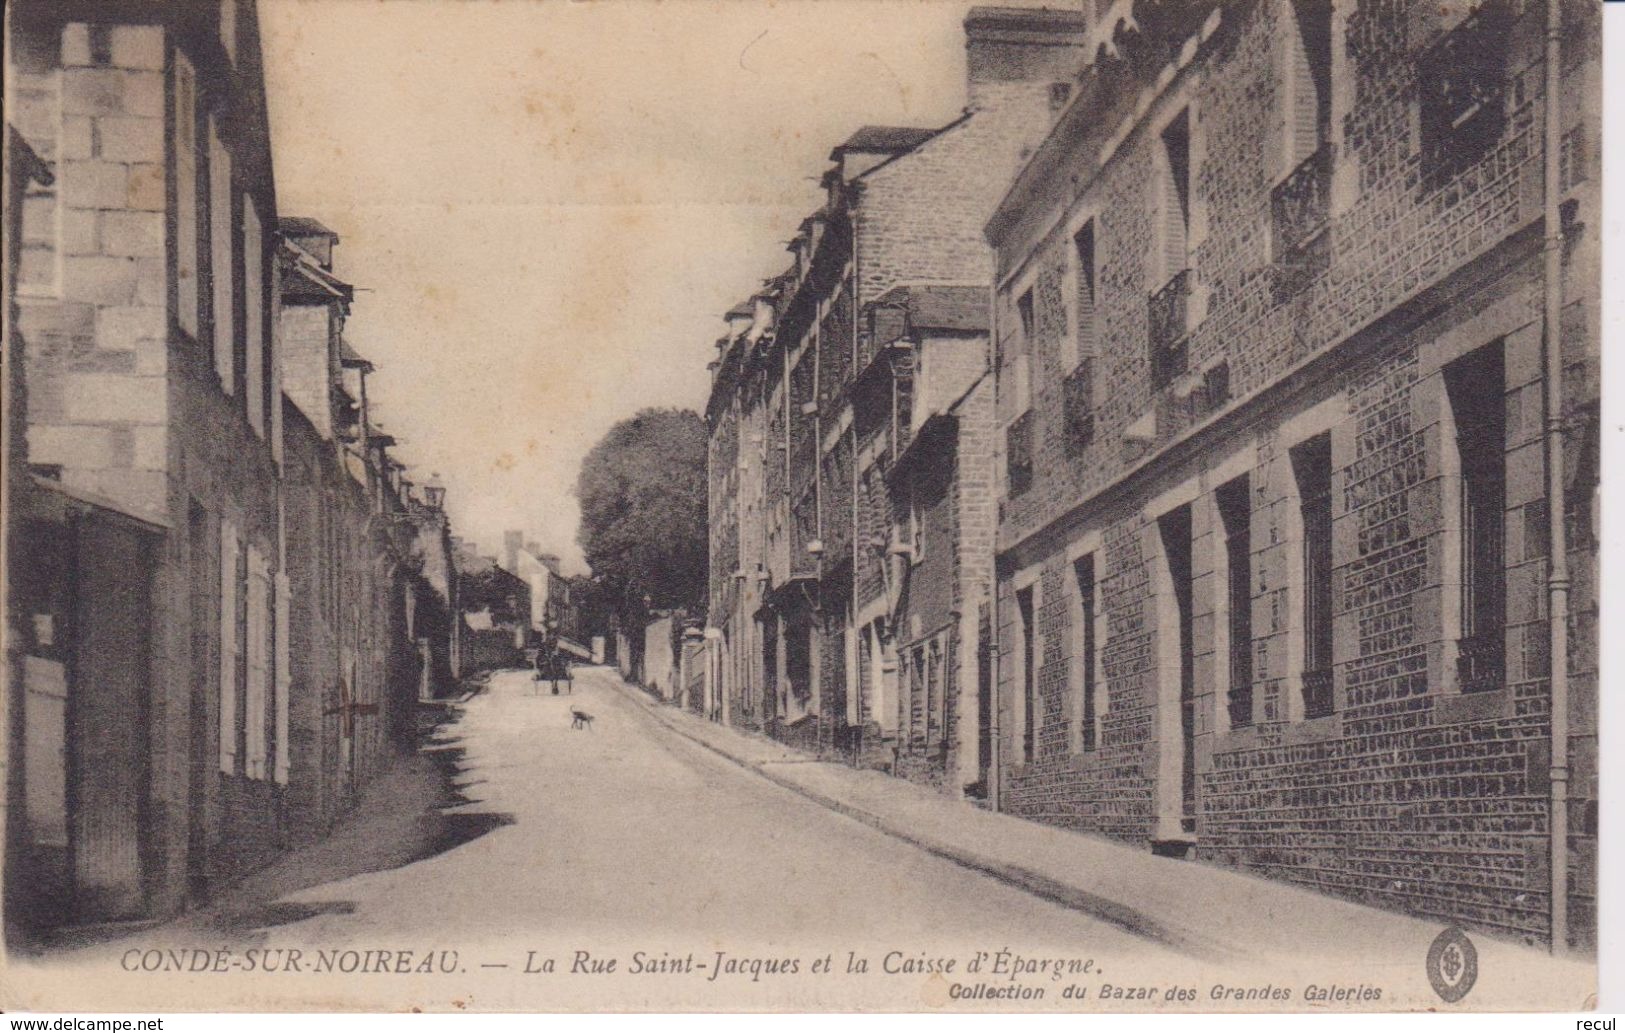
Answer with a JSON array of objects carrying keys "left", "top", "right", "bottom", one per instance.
[{"left": 0, "top": 0, "right": 1609, "bottom": 1016}]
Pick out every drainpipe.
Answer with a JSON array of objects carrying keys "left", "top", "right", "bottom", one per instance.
[{"left": 1540, "top": 0, "right": 1570, "bottom": 956}]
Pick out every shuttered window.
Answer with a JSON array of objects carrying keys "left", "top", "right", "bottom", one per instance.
[
  {"left": 245, "top": 545, "right": 270, "bottom": 779},
  {"left": 209, "top": 120, "right": 234, "bottom": 393},
  {"left": 218, "top": 519, "right": 239, "bottom": 774},
  {"left": 274, "top": 571, "right": 291, "bottom": 783},
  {"left": 244, "top": 199, "right": 264, "bottom": 435},
  {"left": 174, "top": 54, "right": 201, "bottom": 338}
]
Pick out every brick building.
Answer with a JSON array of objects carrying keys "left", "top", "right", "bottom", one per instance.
[
  {"left": 861, "top": 286, "right": 997, "bottom": 795},
  {"left": 704, "top": 6, "right": 1088, "bottom": 786},
  {"left": 984, "top": 0, "right": 1598, "bottom": 947}
]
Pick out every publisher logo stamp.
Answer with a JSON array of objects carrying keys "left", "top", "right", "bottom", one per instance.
[{"left": 1426, "top": 926, "right": 1478, "bottom": 1003}]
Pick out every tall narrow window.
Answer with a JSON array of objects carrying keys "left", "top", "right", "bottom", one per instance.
[
  {"left": 218, "top": 519, "right": 239, "bottom": 775},
  {"left": 1446, "top": 342, "right": 1506, "bottom": 692},
  {"left": 1159, "top": 109, "right": 1191, "bottom": 284},
  {"left": 1073, "top": 554, "right": 1098, "bottom": 752},
  {"left": 1072, "top": 219, "right": 1097, "bottom": 364},
  {"left": 1293, "top": 433, "right": 1334, "bottom": 717},
  {"left": 174, "top": 55, "right": 201, "bottom": 338},
  {"left": 1218, "top": 476, "right": 1253, "bottom": 728},
  {"left": 208, "top": 120, "right": 234, "bottom": 393},
  {"left": 243, "top": 198, "right": 264, "bottom": 435},
  {"left": 1013, "top": 286, "right": 1035, "bottom": 414},
  {"left": 1150, "top": 110, "right": 1192, "bottom": 388},
  {"left": 1286, "top": 0, "right": 1333, "bottom": 165},
  {"left": 1017, "top": 585, "right": 1036, "bottom": 763},
  {"left": 245, "top": 545, "right": 268, "bottom": 779}
]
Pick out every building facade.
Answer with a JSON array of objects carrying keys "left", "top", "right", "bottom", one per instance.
[{"left": 985, "top": 0, "right": 1598, "bottom": 948}]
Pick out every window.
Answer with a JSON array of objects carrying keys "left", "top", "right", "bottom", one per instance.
[
  {"left": 1445, "top": 342, "right": 1506, "bottom": 692},
  {"left": 1418, "top": 0, "right": 1512, "bottom": 178},
  {"left": 245, "top": 545, "right": 269, "bottom": 779},
  {"left": 273, "top": 571, "right": 291, "bottom": 784},
  {"left": 244, "top": 198, "right": 264, "bottom": 435},
  {"left": 1272, "top": 1, "right": 1334, "bottom": 294},
  {"left": 1217, "top": 476, "right": 1253, "bottom": 728},
  {"left": 208, "top": 119, "right": 234, "bottom": 393},
  {"left": 1292, "top": 433, "right": 1333, "bottom": 717},
  {"left": 1007, "top": 410, "right": 1034, "bottom": 496},
  {"left": 1011, "top": 285, "right": 1035, "bottom": 410},
  {"left": 174, "top": 54, "right": 201, "bottom": 336},
  {"left": 1284, "top": 0, "right": 1333, "bottom": 170},
  {"left": 1149, "top": 111, "right": 1192, "bottom": 389},
  {"left": 1017, "top": 585, "right": 1036, "bottom": 764},
  {"left": 1072, "top": 219, "right": 1097, "bottom": 364},
  {"left": 1157, "top": 109, "right": 1191, "bottom": 287},
  {"left": 1072, "top": 554, "right": 1099, "bottom": 752}
]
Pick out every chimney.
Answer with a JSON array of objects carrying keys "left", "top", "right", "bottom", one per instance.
[
  {"left": 963, "top": 6, "right": 1089, "bottom": 109},
  {"left": 503, "top": 530, "right": 523, "bottom": 574}
]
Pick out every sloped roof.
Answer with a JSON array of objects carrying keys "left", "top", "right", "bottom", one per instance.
[
  {"left": 871, "top": 284, "right": 988, "bottom": 334},
  {"left": 278, "top": 215, "right": 338, "bottom": 239},
  {"left": 830, "top": 125, "right": 937, "bottom": 159}
]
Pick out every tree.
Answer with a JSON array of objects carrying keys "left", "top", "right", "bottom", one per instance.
[{"left": 575, "top": 408, "right": 707, "bottom": 621}]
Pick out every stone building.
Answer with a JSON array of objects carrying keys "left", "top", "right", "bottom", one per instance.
[
  {"left": 4, "top": 1, "right": 462, "bottom": 941},
  {"left": 6, "top": 0, "right": 290, "bottom": 930},
  {"left": 278, "top": 219, "right": 431, "bottom": 838},
  {"left": 984, "top": 0, "right": 1598, "bottom": 947}
]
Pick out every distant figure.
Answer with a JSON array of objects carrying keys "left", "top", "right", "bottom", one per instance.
[
  {"left": 550, "top": 648, "right": 573, "bottom": 695},
  {"left": 531, "top": 647, "right": 547, "bottom": 695}
]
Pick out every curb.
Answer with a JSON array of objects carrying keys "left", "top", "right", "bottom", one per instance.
[{"left": 613, "top": 679, "right": 1242, "bottom": 963}]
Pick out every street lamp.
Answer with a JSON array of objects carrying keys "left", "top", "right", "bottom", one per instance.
[{"left": 424, "top": 472, "right": 447, "bottom": 509}]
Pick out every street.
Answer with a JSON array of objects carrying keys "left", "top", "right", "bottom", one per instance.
[{"left": 258, "top": 665, "right": 1173, "bottom": 953}]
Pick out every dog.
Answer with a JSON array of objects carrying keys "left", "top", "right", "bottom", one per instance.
[{"left": 570, "top": 708, "right": 595, "bottom": 731}]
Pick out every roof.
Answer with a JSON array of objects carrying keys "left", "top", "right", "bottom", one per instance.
[
  {"left": 280, "top": 240, "right": 354, "bottom": 300},
  {"left": 964, "top": 6, "right": 1088, "bottom": 35},
  {"left": 870, "top": 284, "right": 988, "bottom": 335},
  {"left": 340, "top": 338, "right": 373, "bottom": 370},
  {"left": 725, "top": 298, "right": 754, "bottom": 321},
  {"left": 278, "top": 215, "right": 338, "bottom": 239},
  {"left": 829, "top": 125, "right": 937, "bottom": 159}
]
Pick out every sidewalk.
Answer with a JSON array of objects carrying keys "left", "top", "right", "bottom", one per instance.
[{"left": 614, "top": 677, "right": 1592, "bottom": 984}]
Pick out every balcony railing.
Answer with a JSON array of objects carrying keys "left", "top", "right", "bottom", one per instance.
[
  {"left": 1457, "top": 631, "right": 1505, "bottom": 694},
  {"left": 1272, "top": 144, "right": 1333, "bottom": 262},
  {"left": 1418, "top": 0, "right": 1512, "bottom": 176},
  {"left": 1062, "top": 357, "right": 1095, "bottom": 457},
  {"left": 1302, "top": 667, "right": 1333, "bottom": 719},
  {"left": 1148, "top": 268, "right": 1191, "bottom": 389}
]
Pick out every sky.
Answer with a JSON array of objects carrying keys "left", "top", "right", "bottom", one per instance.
[{"left": 258, "top": 0, "right": 1024, "bottom": 573}]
